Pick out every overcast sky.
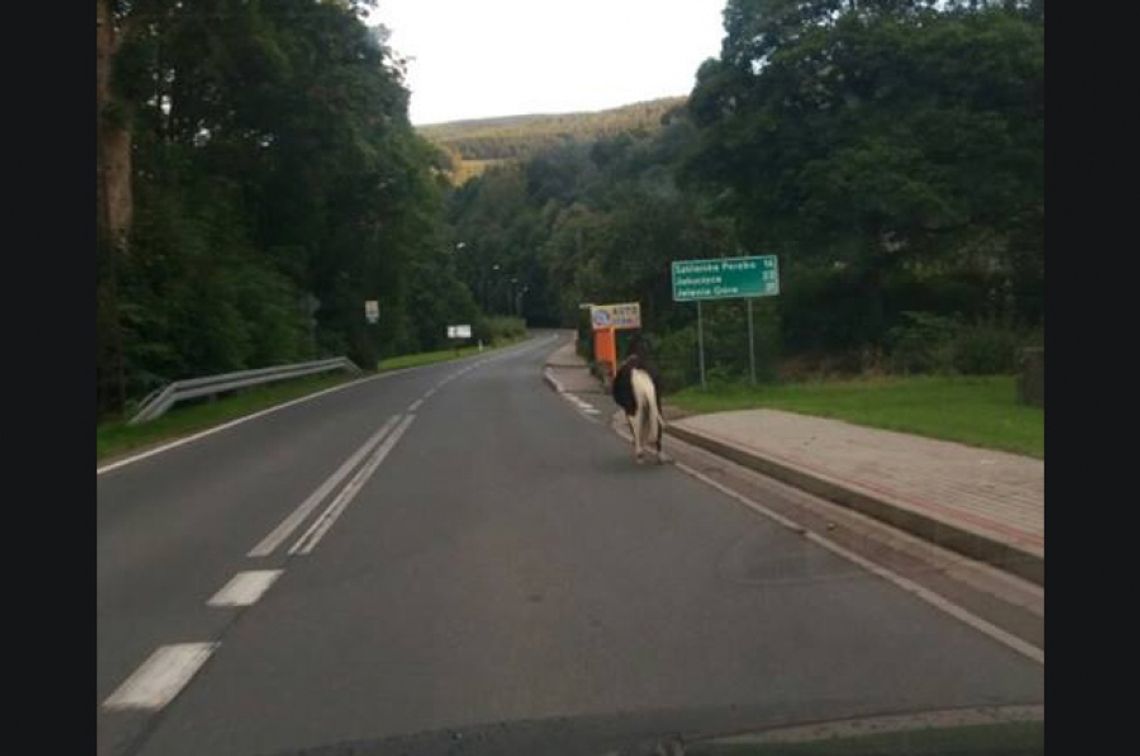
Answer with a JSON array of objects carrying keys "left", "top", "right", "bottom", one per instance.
[{"left": 365, "top": 1, "right": 727, "bottom": 125}]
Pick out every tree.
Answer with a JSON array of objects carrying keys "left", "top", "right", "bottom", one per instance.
[
  {"left": 98, "top": 0, "right": 467, "bottom": 415},
  {"left": 684, "top": 0, "right": 1044, "bottom": 348},
  {"left": 96, "top": 0, "right": 147, "bottom": 413}
]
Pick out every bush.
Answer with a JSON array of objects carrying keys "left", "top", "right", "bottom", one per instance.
[
  {"left": 887, "top": 311, "right": 960, "bottom": 374},
  {"left": 887, "top": 311, "right": 1030, "bottom": 376},
  {"left": 478, "top": 315, "right": 527, "bottom": 344},
  {"left": 952, "top": 322, "right": 1021, "bottom": 375},
  {"left": 656, "top": 325, "right": 699, "bottom": 394}
]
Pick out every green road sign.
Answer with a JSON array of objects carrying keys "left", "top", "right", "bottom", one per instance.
[{"left": 671, "top": 255, "right": 779, "bottom": 301}]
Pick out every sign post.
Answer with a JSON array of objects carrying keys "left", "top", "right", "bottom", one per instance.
[
  {"left": 747, "top": 299, "right": 756, "bottom": 385},
  {"left": 364, "top": 300, "right": 379, "bottom": 324},
  {"left": 588, "top": 302, "right": 641, "bottom": 379},
  {"left": 671, "top": 255, "right": 779, "bottom": 389},
  {"left": 697, "top": 300, "right": 706, "bottom": 390},
  {"left": 447, "top": 324, "right": 472, "bottom": 354}
]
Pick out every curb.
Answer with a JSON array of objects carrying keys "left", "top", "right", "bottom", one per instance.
[
  {"left": 542, "top": 368, "right": 566, "bottom": 394},
  {"left": 664, "top": 423, "right": 1044, "bottom": 587}
]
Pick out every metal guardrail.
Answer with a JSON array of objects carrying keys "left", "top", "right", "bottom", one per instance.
[{"left": 128, "top": 357, "right": 362, "bottom": 425}]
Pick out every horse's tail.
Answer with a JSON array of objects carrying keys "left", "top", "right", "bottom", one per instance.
[{"left": 632, "top": 368, "right": 663, "bottom": 450}]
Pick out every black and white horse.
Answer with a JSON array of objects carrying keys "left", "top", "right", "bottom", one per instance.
[{"left": 612, "top": 350, "right": 664, "bottom": 463}]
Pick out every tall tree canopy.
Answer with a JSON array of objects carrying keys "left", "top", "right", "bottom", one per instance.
[
  {"left": 685, "top": 0, "right": 1044, "bottom": 342},
  {"left": 96, "top": 0, "right": 471, "bottom": 415},
  {"left": 446, "top": 0, "right": 1043, "bottom": 382}
]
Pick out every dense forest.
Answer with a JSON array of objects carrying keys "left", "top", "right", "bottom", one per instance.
[
  {"left": 419, "top": 97, "right": 687, "bottom": 184},
  {"left": 420, "top": 97, "right": 687, "bottom": 161},
  {"left": 97, "top": 0, "right": 1044, "bottom": 416},
  {"left": 447, "top": 0, "right": 1044, "bottom": 389},
  {"left": 96, "top": 0, "right": 480, "bottom": 418}
]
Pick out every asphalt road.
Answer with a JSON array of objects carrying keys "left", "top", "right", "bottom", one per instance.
[{"left": 97, "top": 331, "right": 1043, "bottom": 756}]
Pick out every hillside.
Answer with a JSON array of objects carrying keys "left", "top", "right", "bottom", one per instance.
[{"left": 418, "top": 96, "right": 687, "bottom": 183}]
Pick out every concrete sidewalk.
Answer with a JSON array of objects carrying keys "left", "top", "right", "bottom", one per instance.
[
  {"left": 543, "top": 337, "right": 608, "bottom": 396},
  {"left": 541, "top": 337, "right": 1044, "bottom": 586}
]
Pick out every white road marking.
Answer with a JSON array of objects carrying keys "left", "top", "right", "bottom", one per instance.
[
  {"left": 289, "top": 414, "right": 417, "bottom": 555},
  {"left": 206, "top": 570, "right": 283, "bottom": 607},
  {"left": 564, "top": 394, "right": 602, "bottom": 414},
  {"left": 98, "top": 335, "right": 552, "bottom": 476},
  {"left": 408, "top": 399, "right": 423, "bottom": 412},
  {"left": 543, "top": 368, "right": 566, "bottom": 393},
  {"left": 96, "top": 373, "right": 410, "bottom": 476},
  {"left": 247, "top": 415, "right": 401, "bottom": 557},
  {"left": 673, "top": 460, "right": 1045, "bottom": 666},
  {"left": 102, "top": 643, "right": 219, "bottom": 711}
]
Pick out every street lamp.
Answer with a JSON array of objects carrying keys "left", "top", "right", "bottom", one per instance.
[{"left": 488, "top": 265, "right": 501, "bottom": 314}]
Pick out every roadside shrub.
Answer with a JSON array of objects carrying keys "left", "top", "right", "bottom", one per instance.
[
  {"left": 488, "top": 315, "right": 527, "bottom": 342},
  {"left": 887, "top": 311, "right": 960, "bottom": 374},
  {"left": 887, "top": 311, "right": 1032, "bottom": 376},
  {"left": 952, "top": 322, "right": 1021, "bottom": 375},
  {"left": 657, "top": 324, "right": 699, "bottom": 394},
  {"left": 475, "top": 315, "right": 526, "bottom": 344}
]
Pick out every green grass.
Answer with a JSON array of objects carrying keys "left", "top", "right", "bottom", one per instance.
[
  {"left": 688, "top": 720, "right": 1043, "bottom": 755},
  {"left": 377, "top": 336, "right": 526, "bottom": 371},
  {"left": 97, "top": 372, "right": 358, "bottom": 463},
  {"left": 670, "top": 375, "right": 1043, "bottom": 459}
]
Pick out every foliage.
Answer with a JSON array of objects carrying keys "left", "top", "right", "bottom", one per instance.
[
  {"left": 97, "top": 0, "right": 474, "bottom": 414},
  {"left": 446, "top": 0, "right": 1043, "bottom": 390}
]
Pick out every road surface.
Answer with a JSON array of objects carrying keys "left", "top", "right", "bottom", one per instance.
[{"left": 97, "top": 332, "right": 1043, "bottom": 756}]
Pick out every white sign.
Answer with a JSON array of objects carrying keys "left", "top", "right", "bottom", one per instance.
[
  {"left": 447, "top": 324, "right": 472, "bottom": 339},
  {"left": 364, "top": 300, "right": 379, "bottom": 323},
  {"left": 590, "top": 302, "right": 641, "bottom": 331}
]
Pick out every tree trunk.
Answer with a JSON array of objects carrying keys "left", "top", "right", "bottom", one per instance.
[
  {"left": 96, "top": 0, "right": 132, "bottom": 415},
  {"left": 97, "top": 0, "right": 132, "bottom": 248}
]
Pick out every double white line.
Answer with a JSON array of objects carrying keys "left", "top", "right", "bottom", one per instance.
[{"left": 249, "top": 413, "right": 415, "bottom": 558}]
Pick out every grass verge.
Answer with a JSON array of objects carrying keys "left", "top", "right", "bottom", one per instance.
[
  {"left": 669, "top": 375, "right": 1043, "bottom": 458},
  {"left": 97, "top": 372, "right": 359, "bottom": 463},
  {"left": 98, "top": 336, "right": 537, "bottom": 464}
]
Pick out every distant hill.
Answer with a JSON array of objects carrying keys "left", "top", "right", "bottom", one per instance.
[{"left": 418, "top": 96, "right": 687, "bottom": 184}]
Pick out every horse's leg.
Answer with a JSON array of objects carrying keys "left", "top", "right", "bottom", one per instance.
[
  {"left": 625, "top": 413, "right": 638, "bottom": 461},
  {"left": 654, "top": 417, "right": 664, "bottom": 462},
  {"left": 631, "top": 406, "right": 643, "bottom": 461}
]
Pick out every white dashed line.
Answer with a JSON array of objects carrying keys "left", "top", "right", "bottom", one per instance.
[
  {"left": 103, "top": 643, "right": 219, "bottom": 711},
  {"left": 207, "top": 570, "right": 283, "bottom": 607}
]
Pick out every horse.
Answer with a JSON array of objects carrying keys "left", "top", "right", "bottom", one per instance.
[{"left": 612, "top": 347, "right": 665, "bottom": 463}]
